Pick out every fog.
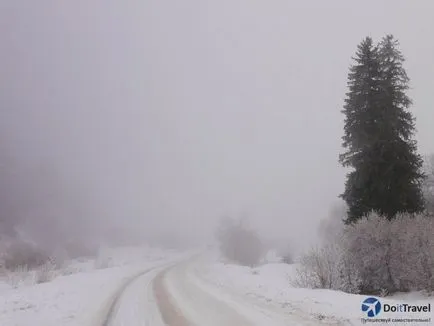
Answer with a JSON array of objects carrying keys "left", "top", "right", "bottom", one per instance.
[{"left": 1, "top": 1, "right": 434, "bottom": 252}]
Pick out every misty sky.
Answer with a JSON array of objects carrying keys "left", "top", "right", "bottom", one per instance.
[{"left": 1, "top": 1, "right": 434, "bottom": 249}]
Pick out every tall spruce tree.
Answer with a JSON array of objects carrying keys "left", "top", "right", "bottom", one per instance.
[{"left": 340, "top": 35, "right": 424, "bottom": 223}]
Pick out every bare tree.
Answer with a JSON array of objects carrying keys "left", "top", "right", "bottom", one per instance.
[{"left": 215, "top": 217, "right": 265, "bottom": 267}]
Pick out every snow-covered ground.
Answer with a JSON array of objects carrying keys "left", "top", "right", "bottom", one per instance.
[
  {"left": 0, "top": 246, "right": 188, "bottom": 326},
  {"left": 1, "top": 247, "right": 432, "bottom": 326},
  {"left": 166, "top": 257, "right": 328, "bottom": 325},
  {"left": 197, "top": 253, "right": 434, "bottom": 325}
]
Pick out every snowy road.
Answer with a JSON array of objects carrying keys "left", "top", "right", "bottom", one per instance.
[
  {"left": 101, "top": 264, "right": 169, "bottom": 326},
  {"left": 103, "top": 256, "right": 340, "bottom": 326}
]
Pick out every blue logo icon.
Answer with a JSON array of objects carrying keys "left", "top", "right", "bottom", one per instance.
[{"left": 362, "top": 297, "right": 382, "bottom": 317}]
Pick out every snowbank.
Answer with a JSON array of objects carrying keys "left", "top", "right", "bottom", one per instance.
[
  {"left": 199, "top": 259, "right": 434, "bottom": 325},
  {"left": 0, "top": 246, "right": 187, "bottom": 326}
]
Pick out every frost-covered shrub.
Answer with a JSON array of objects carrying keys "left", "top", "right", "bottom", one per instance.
[
  {"left": 6, "top": 265, "right": 29, "bottom": 288},
  {"left": 5, "top": 262, "right": 57, "bottom": 287},
  {"left": 293, "top": 245, "right": 338, "bottom": 289},
  {"left": 327, "top": 212, "right": 433, "bottom": 295},
  {"left": 292, "top": 239, "right": 360, "bottom": 291},
  {"left": 343, "top": 212, "right": 398, "bottom": 294},
  {"left": 422, "top": 154, "right": 434, "bottom": 215},
  {"left": 294, "top": 211, "right": 434, "bottom": 295},
  {"left": 216, "top": 218, "right": 265, "bottom": 267},
  {"left": 49, "top": 247, "right": 69, "bottom": 269},
  {"left": 390, "top": 214, "right": 434, "bottom": 293},
  {"left": 34, "top": 261, "right": 56, "bottom": 284},
  {"left": 344, "top": 212, "right": 434, "bottom": 294},
  {"left": 3, "top": 241, "right": 49, "bottom": 270}
]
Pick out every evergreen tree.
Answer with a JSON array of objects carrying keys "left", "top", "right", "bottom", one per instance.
[
  {"left": 340, "top": 35, "right": 424, "bottom": 223},
  {"left": 339, "top": 37, "right": 383, "bottom": 222}
]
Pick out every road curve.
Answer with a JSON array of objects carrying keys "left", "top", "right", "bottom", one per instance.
[
  {"left": 157, "top": 259, "right": 255, "bottom": 326},
  {"left": 99, "top": 263, "right": 171, "bottom": 326},
  {"left": 154, "top": 257, "right": 345, "bottom": 326},
  {"left": 101, "top": 267, "right": 157, "bottom": 326},
  {"left": 153, "top": 267, "right": 191, "bottom": 326},
  {"left": 99, "top": 256, "right": 342, "bottom": 326}
]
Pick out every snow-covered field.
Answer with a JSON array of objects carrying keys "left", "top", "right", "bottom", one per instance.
[
  {"left": 1, "top": 247, "right": 432, "bottom": 326},
  {"left": 0, "top": 246, "right": 188, "bottom": 326},
  {"left": 197, "top": 253, "right": 434, "bottom": 325}
]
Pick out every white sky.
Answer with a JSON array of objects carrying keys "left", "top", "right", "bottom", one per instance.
[{"left": 1, "top": 0, "right": 433, "bottom": 249}]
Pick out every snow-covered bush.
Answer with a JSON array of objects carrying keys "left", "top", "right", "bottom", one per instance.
[
  {"left": 301, "top": 211, "right": 434, "bottom": 295},
  {"left": 49, "top": 247, "right": 69, "bottom": 269},
  {"left": 391, "top": 214, "right": 434, "bottom": 293},
  {"left": 343, "top": 212, "right": 398, "bottom": 294},
  {"left": 6, "top": 265, "right": 29, "bottom": 288},
  {"left": 294, "top": 202, "right": 361, "bottom": 292},
  {"left": 293, "top": 242, "right": 344, "bottom": 290},
  {"left": 5, "top": 261, "right": 58, "bottom": 287},
  {"left": 34, "top": 261, "right": 56, "bottom": 284},
  {"left": 344, "top": 212, "right": 434, "bottom": 294},
  {"left": 216, "top": 217, "right": 265, "bottom": 267},
  {"left": 335, "top": 233, "right": 362, "bottom": 294},
  {"left": 3, "top": 241, "right": 49, "bottom": 270},
  {"left": 422, "top": 154, "right": 434, "bottom": 215}
]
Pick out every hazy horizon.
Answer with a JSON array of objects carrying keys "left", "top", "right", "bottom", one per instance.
[{"left": 1, "top": 0, "right": 434, "bottom": 252}]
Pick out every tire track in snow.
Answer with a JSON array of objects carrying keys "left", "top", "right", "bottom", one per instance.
[
  {"left": 101, "top": 255, "right": 339, "bottom": 326},
  {"left": 153, "top": 267, "right": 191, "bottom": 326},
  {"left": 160, "top": 260, "right": 256, "bottom": 326},
  {"left": 166, "top": 257, "right": 342, "bottom": 326},
  {"left": 97, "top": 255, "right": 196, "bottom": 326},
  {"left": 101, "top": 267, "right": 158, "bottom": 326}
]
